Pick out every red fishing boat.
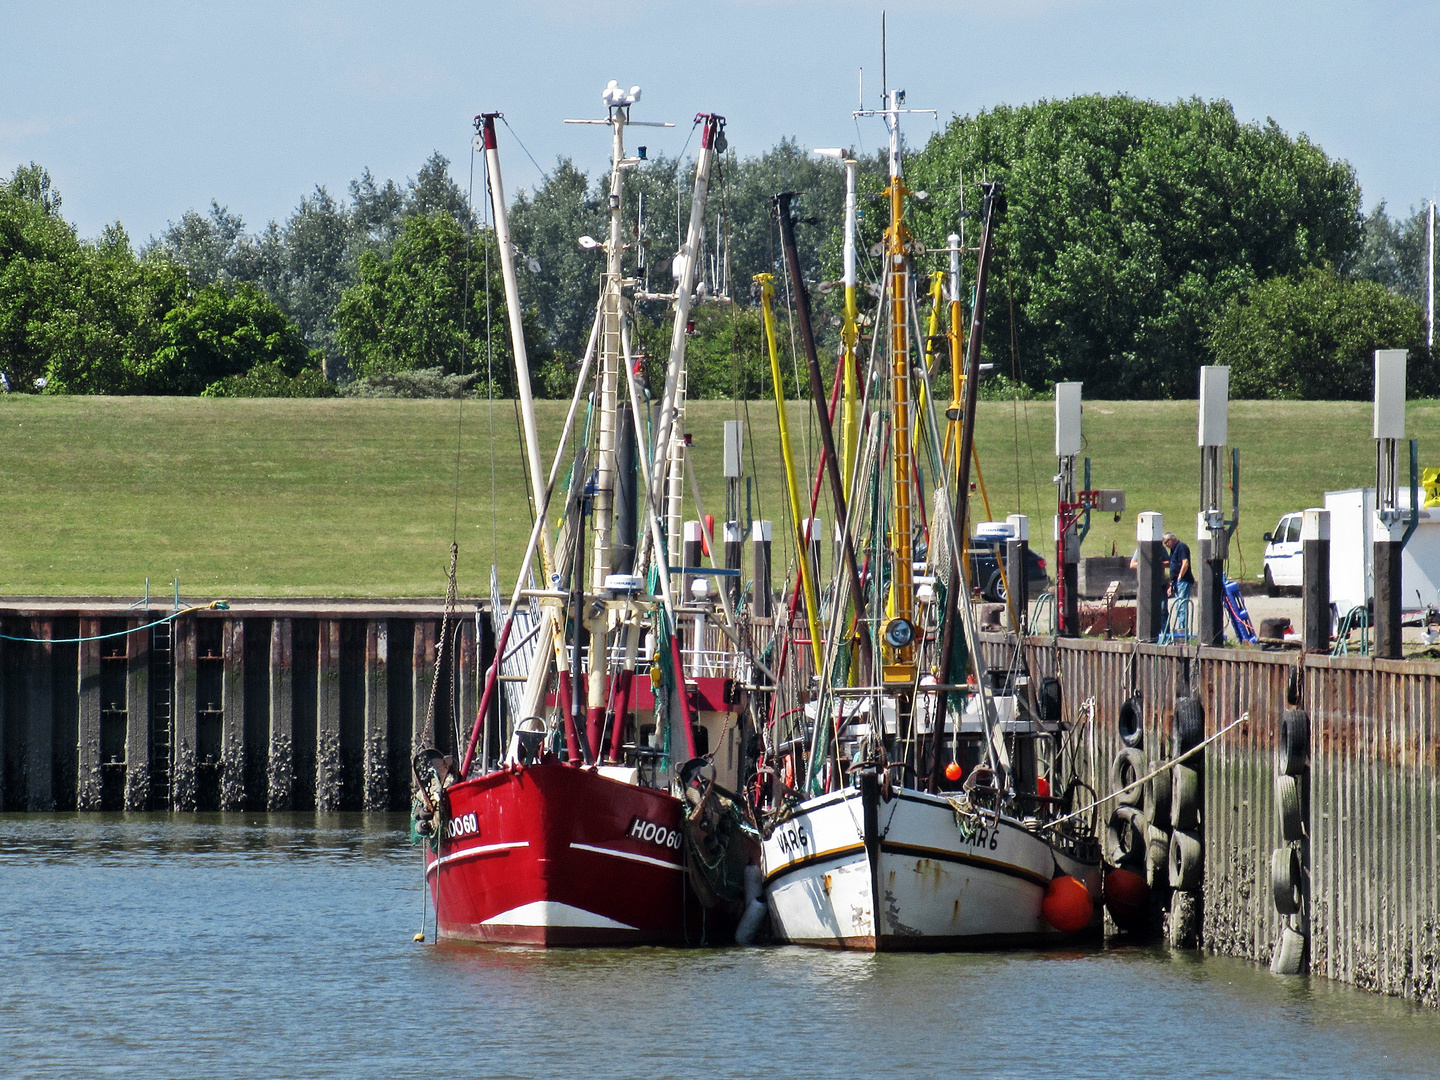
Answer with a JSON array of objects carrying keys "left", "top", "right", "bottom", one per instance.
[
  {"left": 413, "top": 98, "right": 758, "bottom": 947},
  {"left": 424, "top": 763, "right": 687, "bottom": 945}
]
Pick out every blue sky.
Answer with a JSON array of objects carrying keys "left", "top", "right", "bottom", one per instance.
[{"left": 3, "top": 0, "right": 1436, "bottom": 241}]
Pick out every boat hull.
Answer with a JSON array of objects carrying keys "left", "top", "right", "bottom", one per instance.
[
  {"left": 427, "top": 763, "right": 689, "bottom": 947},
  {"left": 762, "top": 783, "right": 1101, "bottom": 950}
]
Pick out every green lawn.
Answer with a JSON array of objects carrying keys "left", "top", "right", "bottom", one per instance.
[{"left": 0, "top": 395, "right": 1433, "bottom": 598}]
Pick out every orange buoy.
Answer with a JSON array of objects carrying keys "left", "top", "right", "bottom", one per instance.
[
  {"left": 944, "top": 761, "right": 963, "bottom": 782},
  {"left": 1104, "top": 866, "right": 1150, "bottom": 931},
  {"left": 1036, "top": 776, "right": 1051, "bottom": 798},
  {"left": 702, "top": 514, "right": 713, "bottom": 555},
  {"left": 1042, "top": 874, "right": 1093, "bottom": 934}
]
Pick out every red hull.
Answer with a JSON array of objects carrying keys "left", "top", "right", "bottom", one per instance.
[{"left": 427, "top": 763, "right": 690, "bottom": 946}]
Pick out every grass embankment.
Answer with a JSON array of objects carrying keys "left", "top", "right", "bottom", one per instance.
[{"left": 1, "top": 396, "right": 1435, "bottom": 597}]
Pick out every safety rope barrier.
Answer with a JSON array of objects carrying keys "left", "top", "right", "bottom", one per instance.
[{"left": 0, "top": 601, "right": 230, "bottom": 644}]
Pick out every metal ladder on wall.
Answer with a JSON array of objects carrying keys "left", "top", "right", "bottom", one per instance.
[{"left": 150, "top": 619, "right": 175, "bottom": 809}]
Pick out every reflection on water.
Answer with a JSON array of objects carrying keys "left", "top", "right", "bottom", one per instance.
[{"left": 2, "top": 814, "right": 1438, "bottom": 1079}]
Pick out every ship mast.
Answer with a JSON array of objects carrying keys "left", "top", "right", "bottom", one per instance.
[
  {"left": 563, "top": 83, "right": 675, "bottom": 758},
  {"left": 856, "top": 68, "right": 934, "bottom": 684}
]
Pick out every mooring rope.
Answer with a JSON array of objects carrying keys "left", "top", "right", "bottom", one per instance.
[{"left": 1047, "top": 709, "right": 1249, "bottom": 829}]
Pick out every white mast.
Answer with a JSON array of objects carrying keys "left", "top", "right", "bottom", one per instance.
[
  {"left": 1428, "top": 199, "right": 1435, "bottom": 352},
  {"left": 476, "top": 113, "right": 553, "bottom": 579},
  {"left": 653, "top": 114, "right": 726, "bottom": 568}
]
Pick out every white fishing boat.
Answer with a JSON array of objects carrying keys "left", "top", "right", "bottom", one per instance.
[{"left": 756, "top": 69, "right": 1102, "bottom": 950}]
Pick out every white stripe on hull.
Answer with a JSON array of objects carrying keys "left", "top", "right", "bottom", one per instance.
[{"left": 763, "top": 786, "right": 1100, "bottom": 949}]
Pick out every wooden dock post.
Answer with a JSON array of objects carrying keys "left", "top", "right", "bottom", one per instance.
[
  {"left": 172, "top": 617, "right": 198, "bottom": 811},
  {"left": 267, "top": 618, "right": 294, "bottom": 810},
  {"left": 122, "top": 620, "right": 149, "bottom": 811},
  {"left": 28, "top": 620, "right": 54, "bottom": 811},
  {"left": 219, "top": 619, "right": 245, "bottom": 810},
  {"left": 458, "top": 617, "right": 476, "bottom": 755},
  {"left": 363, "top": 620, "right": 388, "bottom": 810},
  {"left": 76, "top": 619, "right": 102, "bottom": 810},
  {"left": 315, "top": 619, "right": 341, "bottom": 811},
  {"left": 412, "top": 620, "right": 436, "bottom": 762}
]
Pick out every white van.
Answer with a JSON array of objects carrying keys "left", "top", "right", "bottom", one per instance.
[{"left": 1262, "top": 512, "right": 1303, "bottom": 594}]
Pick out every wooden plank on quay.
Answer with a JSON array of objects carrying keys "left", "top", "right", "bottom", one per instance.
[
  {"left": 315, "top": 619, "right": 341, "bottom": 811},
  {"left": 267, "top": 618, "right": 293, "bottom": 810},
  {"left": 363, "top": 620, "right": 388, "bottom": 811},
  {"left": 220, "top": 619, "right": 245, "bottom": 810},
  {"left": 76, "top": 619, "right": 102, "bottom": 811}
]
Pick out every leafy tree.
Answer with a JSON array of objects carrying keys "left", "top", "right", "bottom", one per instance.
[
  {"left": 0, "top": 166, "right": 183, "bottom": 394},
  {"left": 333, "top": 211, "right": 537, "bottom": 390},
  {"left": 139, "top": 282, "right": 314, "bottom": 395},
  {"left": 155, "top": 202, "right": 246, "bottom": 286},
  {"left": 202, "top": 361, "right": 335, "bottom": 398},
  {"left": 1351, "top": 201, "right": 1431, "bottom": 304},
  {"left": 631, "top": 302, "right": 801, "bottom": 401},
  {"left": 405, "top": 152, "right": 475, "bottom": 226},
  {"left": 509, "top": 158, "right": 605, "bottom": 358},
  {"left": 905, "top": 95, "right": 1364, "bottom": 397},
  {"left": 1209, "top": 267, "right": 1427, "bottom": 399}
]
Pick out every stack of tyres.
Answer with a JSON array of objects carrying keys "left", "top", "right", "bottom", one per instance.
[
  {"left": 1167, "top": 695, "right": 1205, "bottom": 947},
  {"left": 1102, "top": 694, "right": 1153, "bottom": 933},
  {"left": 1270, "top": 707, "right": 1310, "bottom": 974}
]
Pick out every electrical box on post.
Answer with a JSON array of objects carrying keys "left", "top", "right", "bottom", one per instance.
[
  {"left": 1090, "top": 490, "right": 1126, "bottom": 514},
  {"left": 1198, "top": 366, "right": 1229, "bottom": 447},
  {"left": 1374, "top": 349, "right": 1406, "bottom": 439},
  {"left": 1055, "top": 382, "right": 1082, "bottom": 458},
  {"left": 723, "top": 420, "right": 744, "bottom": 479}
]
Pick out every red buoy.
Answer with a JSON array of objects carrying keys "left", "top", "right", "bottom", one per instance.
[
  {"left": 1104, "top": 866, "right": 1150, "bottom": 931},
  {"left": 702, "top": 514, "right": 713, "bottom": 556},
  {"left": 1036, "top": 776, "right": 1051, "bottom": 798},
  {"left": 944, "top": 761, "right": 963, "bottom": 782},
  {"left": 1042, "top": 874, "right": 1093, "bottom": 934}
]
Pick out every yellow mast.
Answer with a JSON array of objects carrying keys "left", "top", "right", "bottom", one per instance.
[
  {"left": 882, "top": 89, "right": 916, "bottom": 682},
  {"left": 756, "top": 273, "right": 825, "bottom": 675}
]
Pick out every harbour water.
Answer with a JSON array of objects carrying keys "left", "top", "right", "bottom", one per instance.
[{"left": 3, "top": 815, "right": 1439, "bottom": 1079}]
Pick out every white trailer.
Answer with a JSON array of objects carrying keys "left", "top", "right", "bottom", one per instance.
[{"left": 1324, "top": 487, "right": 1440, "bottom": 616}]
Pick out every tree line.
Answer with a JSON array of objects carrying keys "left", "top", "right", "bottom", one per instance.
[{"left": 1, "top": 94, "right": 1434, "bottom": 401}]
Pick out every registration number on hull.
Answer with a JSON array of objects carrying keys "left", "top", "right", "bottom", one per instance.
[{"left": 627, "top": 817, "right": 681, "bottom": 850}]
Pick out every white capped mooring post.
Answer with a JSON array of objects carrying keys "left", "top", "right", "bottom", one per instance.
[
  {"left": 751, "top": 520, "right": 773, "bottom": 620},
  {"left": 1302, "top": 508, "right": 1331, "bottom": 653},
  {"left": 1136, "top": 511, "right": 1166, "bottom": 642},
  {"left": 1197, "top": 366, "right": 1230, "bottom": 646},
  {"left": 1005, "top": 513, "right": 1030, "bottom": 633},
  {"left": 1054, "top": 382, "right": 1083, "bottom": 636},
  {"left": 723, "top": 420, "right": 744, "bottom": 609},
  {"left": 1374, "top": 349, "right": 1407, "bottom": 658}
]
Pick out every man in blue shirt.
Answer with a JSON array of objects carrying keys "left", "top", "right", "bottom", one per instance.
[{"left": 1162, "top": 532, "right": 1194, "bottom": 638}]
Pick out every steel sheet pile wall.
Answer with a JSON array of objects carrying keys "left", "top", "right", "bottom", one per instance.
[
  {"left": 1199, "top": 650, "right": 1288, "bottom": 965},
  {"left": 982, "top": 632, "right": 1440, "bottom": 1006},
  {"left": 0, "top": 605, "right": 482, "bottom": 815},
  {"left": 1307, "top": 656, "right": 1440, "bottom": 1005}
]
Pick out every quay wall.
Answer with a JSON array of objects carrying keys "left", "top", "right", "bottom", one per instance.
[
  {"left": 981, "top": 634, "right": 1440, "bottom": 1007},
  {"left": 0, "top": 599, "right": 488, "bottom": 815}
]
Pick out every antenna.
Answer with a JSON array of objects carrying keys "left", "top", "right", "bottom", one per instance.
[
  {"left": 881, "top": 10, "right": 887, "bottom": 103},
  {"left": 858, "top": 67, "right": 863, "bottom": 110}
]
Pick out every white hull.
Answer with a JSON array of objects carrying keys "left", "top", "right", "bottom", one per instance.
[{"left": 762, "top": 780, "right": 1101, "bottom": 950}]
